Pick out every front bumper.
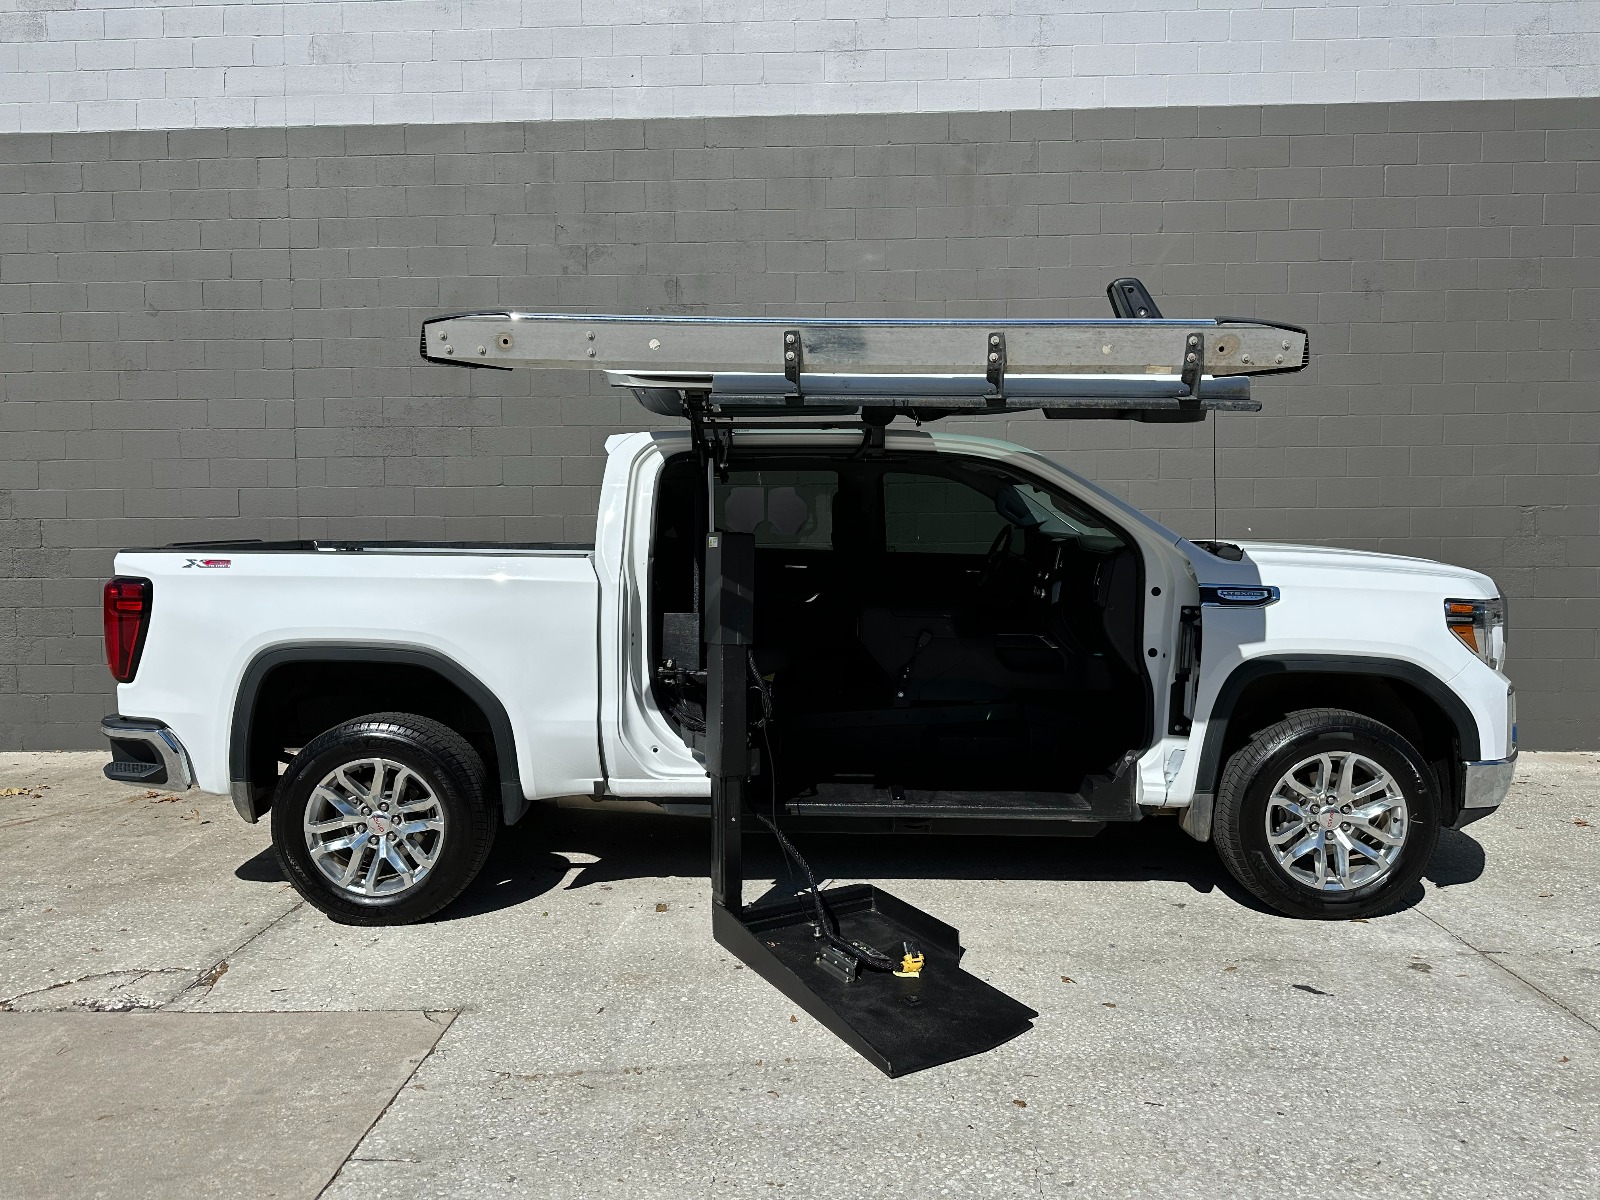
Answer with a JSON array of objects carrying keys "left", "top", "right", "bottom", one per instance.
[
  {"left": 101, "top": 715, "right": 194, "bottom": 790},
  {"left": 1453, "top": 751, "right": 1517, "bottom": 830}
]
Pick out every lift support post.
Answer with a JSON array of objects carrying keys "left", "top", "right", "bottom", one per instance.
[{"left": 705, "top": 529, "right": 752, "bottom": 913}]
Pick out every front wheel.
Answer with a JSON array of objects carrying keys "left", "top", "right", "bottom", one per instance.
[
  {"left": 271, "top": 713, "right": 497, "bottom": 925},
  {"left": 1213, "top": 708, "right": 1440, "bottom": 919}
]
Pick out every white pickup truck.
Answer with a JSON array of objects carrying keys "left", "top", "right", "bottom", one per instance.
[{"left": 99, "top": 296, "right": 1516, "bottom": 930}]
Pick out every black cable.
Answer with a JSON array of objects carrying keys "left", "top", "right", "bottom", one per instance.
[
  {"left": 749, "top": 809, "right": 896, "bottom": 973},
  {"left": 746, "top": 650, "right": 772, "bottom": 723},
  {"left": 748, "top": 652, "right": 801, "bottom": 903},
  {"left": 670, "top": 696, "right": 706, "bottom": 734},
  {"left": 747, "top": 651, "right": 804, "bottom": 912},
  {"left": 1212, "top": 410, "right": 1220, "bottom": 540},
  {"left": 744, "top": 653, "right": 896, "bottom": 974}
]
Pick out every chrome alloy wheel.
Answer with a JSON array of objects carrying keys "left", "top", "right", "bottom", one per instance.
[
  {"left": 1264, "top": 751, "right": 1409, "bottom": 892},
  {"left": 303, "top": 758, "right": 445, "bottom": 898}
]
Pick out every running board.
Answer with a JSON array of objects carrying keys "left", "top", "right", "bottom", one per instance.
[
  {"left": 788, "top": 795, "right": 1098, "bottom": 821},
  {"left": 785, "top": 774, "right": 1139, "bottom": 823}
]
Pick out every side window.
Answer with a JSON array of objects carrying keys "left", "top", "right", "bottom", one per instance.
[
  {"left": 883, "top": 472, "right": 1010, "bottom": 555},
  {"left": 715, "top": 470, "right": 837, "bottom": 549}
]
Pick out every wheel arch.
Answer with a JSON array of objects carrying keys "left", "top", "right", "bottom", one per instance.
[
  {"left": 230, "top": 643, "right": 526, "bottom": 826},
  {"left": 1193, "top": 655, "right": 1477, "bottom": 828}
]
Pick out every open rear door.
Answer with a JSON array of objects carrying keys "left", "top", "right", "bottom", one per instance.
[{"left": 421, "top": 279, "right": 1308, "bottom": 1076}]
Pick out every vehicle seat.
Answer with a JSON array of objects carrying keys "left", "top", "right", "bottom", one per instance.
[{"left": 857, "top": 607, "right": 1089, "bottom": 706}]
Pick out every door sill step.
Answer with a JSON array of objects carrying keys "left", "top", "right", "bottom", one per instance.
[
  {"left": 787, "top": 801, "right": 1096, "bottom": 820},
  {"left": 785, "top": 778, "right": 1135, "bottom": 822}
]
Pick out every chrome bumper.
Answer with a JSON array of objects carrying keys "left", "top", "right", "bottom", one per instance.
[
  {"left": 1454, "top": 752, "right": 1516, "bottom": 829},
  {"left": 101, "top": 715, "right": 194, "bottom": 790}
]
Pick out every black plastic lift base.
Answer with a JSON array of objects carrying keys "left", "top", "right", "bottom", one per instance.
[{"left": 713, "top": 884, "right": 1037, "bottom": 1078}]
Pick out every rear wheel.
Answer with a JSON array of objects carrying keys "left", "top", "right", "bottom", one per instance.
[
  {"left": 1214, "top": 708, "right": 1440, "bottom": 919},
  {"left": 271, "top": 713, "right": 497, "bottom": 925}
]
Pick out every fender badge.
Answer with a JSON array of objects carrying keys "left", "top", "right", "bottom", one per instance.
[
  {"left": 183, "top": 558, "right": 232, "bottom": 568},
  {"left": 1198, "top": 584, "right": 1279, "bottom": 607}
]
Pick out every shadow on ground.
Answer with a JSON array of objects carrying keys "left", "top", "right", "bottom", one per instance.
[
  {"left": 446, "top": 810, "right": 1486, "bottom": 921},
  {"left": 235, "top": 846, "right": 288, "bottom": 884},
  {"left": 232, "top": 807, "right": 1488, "bottom": 923},
  {"left": 1426, "top": 827, "right": 1488, "bottom": 888},
  {"left": 416, "top": 810, "right": 1263, "bottom": 920}
]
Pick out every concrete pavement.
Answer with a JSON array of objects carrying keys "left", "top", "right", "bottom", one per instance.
[
  {"left": 0, "top": 1011, "right": 450, "bottom": 1199},
  {"left": 1, "top": 750, "right": 1595, "bottom": 1198}
]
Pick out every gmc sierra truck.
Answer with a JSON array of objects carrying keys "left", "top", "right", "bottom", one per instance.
[{"left": 99, "top": 291, "right": 1516, "bottom": 931}]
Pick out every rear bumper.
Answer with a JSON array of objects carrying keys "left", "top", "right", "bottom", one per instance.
[
  {"left": 101, "top": 715, "right": 193, "bottom": 790},
  {"left": 1453, "top": 752, "right": 1517, "bottom": 829}
]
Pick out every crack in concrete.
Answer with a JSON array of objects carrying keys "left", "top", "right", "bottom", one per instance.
[
  {"left": 3, "top": 896, "right": 310, "bottom": 1012},
  {"left": 0, "top": 968, "right": 192, "bottom": 1010},
  {"left": 316, "top": 1010, "right": 459, "bottom": 1198},
  {"left": 1417, "top": 907, "right": 1600, "bottom": 1037},
  {"left": 171, "top": 898, "right": 306, "bottom": 1009}
]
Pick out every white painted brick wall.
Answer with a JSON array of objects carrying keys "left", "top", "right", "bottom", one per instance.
[{"left": 1, "top": 1, "right": 1597, "bottom": 132}]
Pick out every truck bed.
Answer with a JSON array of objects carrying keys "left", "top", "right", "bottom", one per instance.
[
  {"left": 127, "top": 539, "right": 596, "bottom": 555},
  {"left": 110, "top": 541, "right": 603, "bottom": 802}
]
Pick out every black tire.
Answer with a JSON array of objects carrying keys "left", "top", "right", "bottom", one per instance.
[
  {"left": 1214, "top": 707, "right": 1440, "bottom": 920},
  {"left": 271, "top": 712, "right": 497, "bottom": 925}
]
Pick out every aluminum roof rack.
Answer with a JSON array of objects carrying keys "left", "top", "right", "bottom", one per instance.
[{"left": 419, "top": 278, "right": 1308, "bottom": 423}]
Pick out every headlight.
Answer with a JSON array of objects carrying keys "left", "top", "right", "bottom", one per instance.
[{"left": 1445, "top": 597, "right": 1507, "bottom": 672}]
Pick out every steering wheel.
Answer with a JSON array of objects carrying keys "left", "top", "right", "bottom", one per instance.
[{"left": 978, "top": 524, "right": 1015, "bottom": 590}]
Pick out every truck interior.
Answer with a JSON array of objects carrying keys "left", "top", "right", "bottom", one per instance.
[{"left": 649, "top": 448, "right": 1151, "bottom": 823}]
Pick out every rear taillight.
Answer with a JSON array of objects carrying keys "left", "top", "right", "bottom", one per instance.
[{"left": 104, "top": 577, "right": 152, "bottom": 683}]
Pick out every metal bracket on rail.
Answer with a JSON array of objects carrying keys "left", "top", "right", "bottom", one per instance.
[
  {"left": 1179, "top": 332, "right": 1205, "bottom": 405},
  {"left": 985, "top": 331, "right": 1006, "bottom": 403},
  {"left": 850, "top": 407, "right": 893, "bottom": 459},
  {"left": 783, "top": 329, "right": 803, "bottom": 399},
  {"left": 685, "top": 392, "right": 734, "bottom": 482},
  {"left": 710, "top": 427, "right": 733, "bottom": 481}
]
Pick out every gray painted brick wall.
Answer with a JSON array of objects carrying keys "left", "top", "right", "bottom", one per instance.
[{"left": 2, "top": 99, "right": 1596, "bottom": 750}]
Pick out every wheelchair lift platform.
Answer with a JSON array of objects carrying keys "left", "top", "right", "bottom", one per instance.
[
  {"left": 704, "top": 530, "right": 1037, "bottom": 1078},
  {"left": 714, "top": 885, "right": 1037, "bottom": 1077}
]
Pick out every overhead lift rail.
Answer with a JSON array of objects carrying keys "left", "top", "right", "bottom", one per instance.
[
  {"left": 420, "top": 279, "right": 1310, "bottom": 1077},
  {"left": 421, "top": 277, "right": 1308, "bottom": 424}
]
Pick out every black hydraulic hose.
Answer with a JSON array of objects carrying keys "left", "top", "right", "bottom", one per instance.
[
  {"left": 749, "top": 809, "right": 897, "bottom": 973},
  {"left": 744, "top": 653, "right": 896, "bottom": 973},
  {"left": 672, "top": 699, "right": 706, "bottom": 734},
  {"left": 749, "top": 656, "right": 803, "bottom": 909},
  {"left": 746, "top": 650, "right": 773, "bottom": 723}
]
